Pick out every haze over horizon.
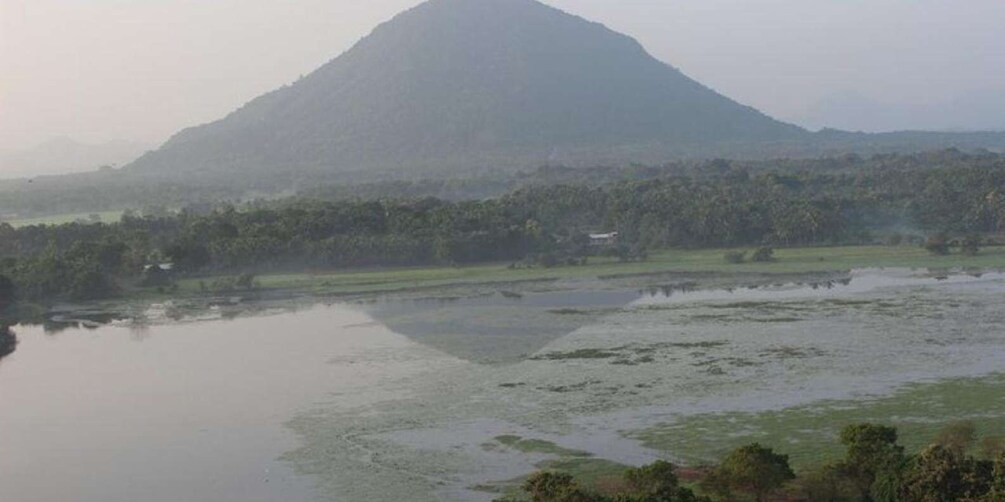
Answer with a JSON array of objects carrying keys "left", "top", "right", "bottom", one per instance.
[{"left": 2, "top": 0, "right": 1004, "bottom": 154}]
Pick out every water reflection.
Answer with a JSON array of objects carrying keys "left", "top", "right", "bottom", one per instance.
[
  {"left": 642, "top": 277, "right": 858, "bottom": 298},
  {"left": 0, "top": 307, "right": 355, "bottom": 502},
  {"left": 641, "top": 281, "right": 698, "bottom": 297},
  {"left": 364, "top": 289, "right": 641, "bottom": 363},
  {"left": 636, "top": 269, "right": 1005, "bottom": 305}
]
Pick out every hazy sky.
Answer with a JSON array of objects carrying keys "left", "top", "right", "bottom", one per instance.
[{"left": 2, "top": 0, "right": 1004, "bottom": 151}]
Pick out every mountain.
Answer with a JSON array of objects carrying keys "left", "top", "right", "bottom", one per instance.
[
  {"left": 0, "top": 138, "right": 151, "bottom": 179},
  {"left": 129, "top": 0, "right": 806, "bottom": 179}
]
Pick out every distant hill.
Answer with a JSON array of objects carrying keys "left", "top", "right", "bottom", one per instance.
[
  {"left": 0, "top": 138, "right": 150, "bottom": 179},
  {"left": 128, "top": 0, "right": 806, "bottom": 179}
]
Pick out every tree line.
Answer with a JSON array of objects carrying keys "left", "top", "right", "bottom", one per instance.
[{"left": 1, "top": 149, "right": 1001, "bottom": 218}]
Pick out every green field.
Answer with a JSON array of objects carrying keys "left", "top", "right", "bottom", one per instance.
[
  {"left": 634, "top": 374, "right": 1005, "bottom": 470},
  {"left": 175, "top": 245, "right": 1005, "bottom": 298},
  {"left": 4, "top": 211, "right": 123, "bottom": 228}
]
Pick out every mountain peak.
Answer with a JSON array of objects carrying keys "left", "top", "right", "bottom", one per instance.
[{"left": 130, "top": 0, "right": 804, "bottom": 179}]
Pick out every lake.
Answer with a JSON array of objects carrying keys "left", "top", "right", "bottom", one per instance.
[{"left": 2, "top": 269, "right": 1004, "bottom": 500}]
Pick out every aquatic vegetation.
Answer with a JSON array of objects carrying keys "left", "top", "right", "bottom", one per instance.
[
  {"left": 531, "top": 341, "right": 733, "bottom": 367},
  {"left": 548, "top": 308, "right": 591, "bottom": 315},
  {"left": 493, "top": 436, "right": 594, "bottom": 458},
  {"left": 531, "top": 349, "right": 621, "bottom": 361},
  {"left": 540, "top": 380, "right": 604, "bottom": 393},
  {"left": 761, "top": 346, "right": 827, "bottom": 359}
]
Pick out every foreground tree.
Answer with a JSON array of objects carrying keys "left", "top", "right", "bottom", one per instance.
[
  {"left": 711, "top": 443, "right": 794, "bottom": 502},
  {"left": 992, "top": 453, "right": 1005, "bottom": 498},
  {"left": 523, "top": 472, "right": 596, "bottom": 502},
  {"left": 797, "top": 465, "right": 857, "bottom": 502},
  {"left": 898, "top": 444, "right": 991, "bottom": 501},
  {"left": 837, "top": 424, "right": 906, "bottom": 501},
  {"left": 620, "top": 460, "right": 709, "bottom": 501}
]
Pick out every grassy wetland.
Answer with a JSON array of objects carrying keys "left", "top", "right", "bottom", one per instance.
[{"left": 167, "top": 244, "right": 1005, "bottom": 299}]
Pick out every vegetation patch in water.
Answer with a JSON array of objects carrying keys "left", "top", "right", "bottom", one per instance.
[
  {"left": 539, "top": 380, "right": 604, "bottom": 393},
  {"left": 747, "top": 316, "right": 803, "bottom": 323},
  {"left": 532, "top": 341, "right": 731, "bottom": 366},
  {"left": 548, "top": 308, "right": 590, "bottom": 315},
  {"left": 473, "top": 437, "right": 629, "bottom": 498},
  {"left": 531, "top": 348, "right": 620, "bottom": 361},
  {"left": 493, "top": 435, "right": 594, "bottom": 458},
  {"left": 665, "top": 341, "right": 730, "bottom": 350},
  {"left": 761, "top": 346, "right": 827, "bottom": 359}
]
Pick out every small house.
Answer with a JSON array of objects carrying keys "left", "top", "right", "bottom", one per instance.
[{"left": 589, "top": 232, "right": 619, "bottom": 247}]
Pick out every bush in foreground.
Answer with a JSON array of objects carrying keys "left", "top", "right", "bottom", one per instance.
[{"left": 515, "top": 422, "right": 1005, "bottom": 502}]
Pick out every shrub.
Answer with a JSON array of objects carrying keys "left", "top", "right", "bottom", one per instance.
[
  {"left": 235, "top": 272, "right": 256, "bottom": 290},
  {"left": 713, "top": 443, "right": 795, "bottom": 501},
  {"left": 962, "top": 235, "right": 981, "bottom": 256},
  {"left": 751, "top": 247, "right": 776, "bottom": 263},
  {"left": 724, "top": 251, "right": 746, "bottom": 264},
  {"left": 139, "top": 266, "right": 172, "bottom": 287},
  {"left": 536, "top": 253, "right": 559, "bottom": 268},
  {"left": 522, "top": 471, "right": 591, "bottom": 502},
  {"left": 0, "top": 325, "right": 17, "bottom": 360},
  {"left": 924, "top": 234, "right": 951, "bottom": 255}
]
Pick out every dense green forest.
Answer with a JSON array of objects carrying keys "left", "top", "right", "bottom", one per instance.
[
  {"left": 1, "top": 150, "right": 1005, "bottom": 307},
  {"left": 511, "top": 422, "right": 1005, "bottom": 501}
]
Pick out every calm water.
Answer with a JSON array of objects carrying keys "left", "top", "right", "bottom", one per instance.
[
  {"left": 0, "top": 306, "right": 405, "bottom": 502},
  {"left": 2, "top": 269, "right": 1005, "bottom": 501}
]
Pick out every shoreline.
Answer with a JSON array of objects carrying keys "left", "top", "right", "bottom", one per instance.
[{"left": 13, "top": 244, "right": 1005, "bottom": 327}]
